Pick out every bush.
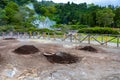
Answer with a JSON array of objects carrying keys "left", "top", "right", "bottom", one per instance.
[
  {"left": 77, "top": 25, "right": 88, "bottom": 29},
  {"left": 67, "top": 25, "right": 88, "bottom": 30},
  {"left": 78, "top": 27, "right": 120, "bottom": 35},
  {"left": 36, "top": 28, "right": 54, "bottom": 34},
  {"left": 55, "top": 31, "right": 64, "bottom": 35}
]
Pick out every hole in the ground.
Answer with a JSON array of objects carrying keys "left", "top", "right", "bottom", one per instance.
[
  {"left": 77, "top": 46, "right": 98, "bottom": 52},
  {"left": 43, "top": 51, "right": 80, "bottom": 64},
  {"left": 3, "top": 38, "right": 16, "bottom": 40},
  {"left": 13, "top": 45, "right": 39, "bottom": 55}
]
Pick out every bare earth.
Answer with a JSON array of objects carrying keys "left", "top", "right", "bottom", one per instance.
[{"left": 0, "top": 39, "right": 120, "bottom": 80}]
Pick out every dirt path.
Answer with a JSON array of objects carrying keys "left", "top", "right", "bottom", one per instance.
[{"left": 0, "top": 39, "right": 120, "bottom": 80}]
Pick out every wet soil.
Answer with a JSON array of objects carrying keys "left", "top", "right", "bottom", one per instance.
[
  {"left": 43, "top": 52, "right": 80, "bottom": 64},
  {"left": 13, "top": 45, "right": 39, "bottom": 55},
  {"left": 76, "top": 46, "right": 98, "bottom": 52},
  {"left": 3, "top": 38, "right": 16, "bottom": 40}
]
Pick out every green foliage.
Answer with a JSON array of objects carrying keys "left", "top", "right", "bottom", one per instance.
[
  {"left": 9, "top": 0, "right": 36, "bottom": 5},
  {"left": 79, "top": 25, "right": 89, "bottom": 28},
  {"left": 53, "top": 24, "right": 88, "bottom": 31},
  {"left": 0, "top": 25, "right": 15, "bottom": 32},
  {"left": 5, "top": 1, "right": 19, "bottom": 24},
  {"left": 37, "top": 28, "right": 53, "bottom": 32},
  {"left": 0, "top": 8, "right": 8, "bottom": 25},
  {"left": 55, "top": 31, "right": 64, "bottom": 35},
  {"left": 55, "top": 2, "right": 100, "bottom": 25},
  {"left": 36, "top": 28, "right": 54, "bottom": 35},
  {"left": 96, "top": 8, "right": 115, "bottom": 27},
  {"left": 114, "top": 7, "right": 120, "bottom": 28},
  {"left": 0, "top": 0, "right": 9, "bottom": 8},
  {"left": 1, "top": 0, "right": 120, "bottom": 32},
  {"left": 78, "top": 27, "right": 120, "bottom": 34},
  {"left": 0, "top": 25, "right": 36, "bottom": 32}
]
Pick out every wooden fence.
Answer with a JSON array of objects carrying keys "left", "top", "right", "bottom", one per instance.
[{"left": 0, "top": 32, "right": 119, "bottom": 47}]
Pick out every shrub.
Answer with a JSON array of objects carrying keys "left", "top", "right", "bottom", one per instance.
[
  {"left": 36, "top": 28, "right": 54, "bottom": 34},
  {"left": 55, "top": 31, "right": 64, "bottom": 35},
  {"left": 77, "top": 25, "right": 88, "bottom": 29},
  {"left": 68, "top": 25, "right": 88, "bottom": 30},
  {"left": 78, "top": 27, "right": 120, "bottom": 35}
]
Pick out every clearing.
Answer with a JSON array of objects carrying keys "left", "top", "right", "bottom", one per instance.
[{"left": 0, "top": 39, "right": 120, "bottom": 80}]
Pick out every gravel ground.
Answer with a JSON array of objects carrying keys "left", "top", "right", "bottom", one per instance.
[{"left": 0, "top": 39, "right": 120, "bottom": 80}]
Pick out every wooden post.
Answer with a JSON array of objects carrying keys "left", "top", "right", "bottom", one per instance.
[
  {"left": 63, "top": 33, "right": 66, "bottom": 41},
  {"left": 70, "top": 34, "right": 72, "bottom": 42},
  {"left": 23, "top": 32, "right": 26, "bottom": 39},
  {"left": 17, "top": 32, "right": 20, "bottom": 38},
  {"left": 43, "top": 32, "right": 46, "bottom": 39},
  {"left": 117, "top": 35, "right": 119, "bottom": 47},
  {"left": 47, "top": 32, "right": 50, "bottom": 40},
  {"left": 29, "top": 31, "right": 32, "bottom": 39},
  {"left": 2, "top": 32, "right": 5, "bottom": 39},
  {"left": 105, "top": 35, "right": 108, "bottom": 46},
  {"left": 88, "top": 34, "right": 90, "bottom": 44},
  {"left": 53, "top": 32, "right": 56, "bottom": 40},
  {"left": 101, "top": 35, "right": 104, "bottom": 45},
  {"left": 37, "top": 32, "right": 40, "bottom": 39},
  {"left": 79, "top": 34, "right": 82, "bottom": 43},
  {"left": 10, "top": 32, "right": 13, "bottom": 38},
  {"left": 33, "top": 32, "right": 36, "bottom": 39},
  {"left": 74, "top": 33, "right": 78, "bottom": 42}
]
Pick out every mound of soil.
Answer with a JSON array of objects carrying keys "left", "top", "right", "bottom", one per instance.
[
  {"left": 13, "top": 45, "right": 39, "bottom": 55},
  {"left": 3, "top": 38, "right": 16, "bottom": 40},
  {"left": 0, "top": 54, "right": 4, "bottom": 64},
  {"left": 78, "top": 46, "right": 97, "bottom": 52},
  {"left": 43, "top": 52, "right": 79, "bottom": 64}
]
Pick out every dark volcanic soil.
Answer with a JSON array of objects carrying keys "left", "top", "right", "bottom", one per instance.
[
  {"left": 43, "top": 51, "right": 80, "bottom": 64},
  {"left": 76, "top": 46, "right": 98, "bottom": 52},
  {"left": 13, "top": 45, "right": 39, "bottom": 55},
  {"left": 0, "top": 39, "right": 120, "bottom": 80},
  {"left": 3, "top": 38, "right": 16, "bottom": 40}
]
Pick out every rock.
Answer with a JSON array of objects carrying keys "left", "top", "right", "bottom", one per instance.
[{"left": 2, "top": 64, "right": 18, "bottom": 78}]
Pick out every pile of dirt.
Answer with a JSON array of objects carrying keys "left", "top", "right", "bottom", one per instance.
[
  {"left": 43, "top": 52, "right": 79, "bottom": 64},
  {"left": 13, "top": 45, "right": 39, "bottom": 55},
  {"left": 77, "top": 46, "right": 98, "bottom": 52},
  {"left": 0, "top": 54, "right": 4, "bottom": 64},
  {"left": 3, "top": 38, "right": 16, "bottom": 40}
]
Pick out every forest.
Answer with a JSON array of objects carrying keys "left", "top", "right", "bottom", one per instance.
[{"left": 0, "top": 0, "right": 120, "bottom": 33}]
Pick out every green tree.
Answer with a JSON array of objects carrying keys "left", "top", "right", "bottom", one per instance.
[
  {"left": 5, "top": 1, "right": 19, "bottom": 24},
  {"left": 9, "top": 0, "right": 37, "bottom": 5},
  {"left": 19, "top": 6, "right": 36, "bottom": 28},
  {"left": 87, "top": 4, "right": 100, "bottom": 26},
  {"left": 0, "top": 8, "right": 8, "bottom": 25},
  {"left": 0, "top": 0, "right": 9, "bottom": 8},
  {"left": 114, "top": 7, "right": 120, "bottom": 28},
  {"left": 96, "top": 8, "right": 115, "bottom": 27}
]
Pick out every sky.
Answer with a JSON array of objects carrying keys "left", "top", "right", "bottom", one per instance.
[{"left": 38, "top": 0, "right": 120, "bottom": 6}]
